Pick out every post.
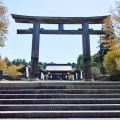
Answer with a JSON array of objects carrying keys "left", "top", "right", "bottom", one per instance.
[
  {"left": 58, "top": 24, "right": 64, "bottom": 30},
  {"left": 31, "top": 21, "right": 40, "bottom": 78},
  {"left": 82, "top": 21, "right": 92, "bottom": 80},
  {"left": 0, "top": 70, "right": 3, "bottom": 80}
]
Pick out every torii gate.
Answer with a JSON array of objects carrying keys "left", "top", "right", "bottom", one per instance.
[{"left": 12, "top": 14, "right": 108, "bottom": 80}]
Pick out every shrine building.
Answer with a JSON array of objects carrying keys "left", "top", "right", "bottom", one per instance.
[{"left": 18, "top": 64, "right": 82, "bottom": 80}]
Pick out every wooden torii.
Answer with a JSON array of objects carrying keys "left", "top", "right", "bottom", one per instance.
[{"left": 12, "top": 14, "right": 108, "bottom": 80}]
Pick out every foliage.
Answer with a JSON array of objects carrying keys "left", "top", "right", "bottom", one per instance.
[
  {"left": 110, "top": 1, "right": 120, "bottom": 37},
  {"left": 77, "top": 54, "right": 83, "bottom": 70},
  {"left": 103, "top": 49, "right": 120, "bottom": 75},
  {"left": 0, "top": 0, "right": 9, "bottom": 47},
  {"left": 91, "top": 56, "right": 98, "bottom": 67},
  {"left": 77, "top": 54, "right": 99, "bottom": 71},
  {"left": 71, "top": 62, "right": 77, "bottom": 68},
  {"left": 94, "top": 16, "right": 117, "bottom": 74},
  {"left": 8, "top": 64, "right": 22, "bottom": 80},
  {"left": 100, "top": 2, "right": 120, "bottom": 76},
  {"left": 94, "top": 51, "right": 106, "bottom": 74},
  {"left": 4, "top": 57, "right": 11, "bottom": 67},
  {"left": 91, "top": 66, "right": 101, "bottom": 79},
  {"left": 12, "top": 59, "right": 27, "bottom": 66},
  {"left": 43, "top": 62, "right": 47, "bottom": 69},
  {"left": 38, "top": 62, "right": 44, "bottom": 69},
  {"left": 101, "top": 16, "right": 119, "bottom": 50},
  {"left": 68, "top": 74, "right": 72, "bottom": 80},
  {"left": 0, "top": 56, "right": 7, "bottom": 73}
]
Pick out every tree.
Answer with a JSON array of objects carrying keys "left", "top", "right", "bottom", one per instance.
[
  {"left": 94, "top": 46, "right": 106, "bottom": 74},
  {"left": 110, "top": 1, "right": 120, "bottom": 37},
  {"left": 12, "top": 59, "right": 27, "bottom": 66},
  {"left": 101, "top": 16, "right": 118, "bottom": 50},
  {"left": 77, "top": 54, "right": 83, "bottom": 70},
  {"left": 103, "top": 49, "right": 120, "bottom": 75},
  {"left": 91, "top": 56, "right": 98, "bottom": 67},
  {"left": 91, "top": 66, "right": 101, "bottom": 79},
  {"left": 4, "top": 57, "right": 11, "bottom": 67},
  {"left": 12, "top": 59, "right": 17, "bottom": 65},
  {"left": 43, "top": 62, "right": 47, "bottom": 69},
  {"left": 8, "top": 64, "right": 21, "bottom": 80},
  {"left": 71, "top": 62, "right": 77, "bottom": 69},
  {"left": 0, "top": 0, "right": 9, "bottom": 47},
  {"left": 22, "top": 59, "right": 26, "bottom": 65},
  {"left": 77, "top": 54, "right": 98, "bottom": 71},
  {"left": 101, "top": 2, "right": 120, "bottom": 75},
  {"left": 0, "top": 56, "right": 7, "bottom": 73},
  {"left": 94, "top": 16, "right": 117, "bottom": 74},
  {"left": 38, "top": 62, "right": 44, "bottom": 69}
]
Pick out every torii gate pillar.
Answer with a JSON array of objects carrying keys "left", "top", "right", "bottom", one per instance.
[
  {"left": 31, "top": 21, "right": 40, "bottom": 78},
  {"left": 82, "top": 22, "right": 92, "bottom": 80}
]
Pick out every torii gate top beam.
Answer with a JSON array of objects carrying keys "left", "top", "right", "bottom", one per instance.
[{"left": 12, "top": 14, "right": 109, "bottom": 24}]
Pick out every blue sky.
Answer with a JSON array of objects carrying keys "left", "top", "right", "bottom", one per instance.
[{"left": 0, "top": 0, "right": 116, "bottom": 63}]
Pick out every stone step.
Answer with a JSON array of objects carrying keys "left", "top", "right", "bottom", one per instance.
[
  {"left": 0, "top": 104, "right": 120, "bottom": 111},
  {"left": 1, "top": 81, "right": 120, "bottom": 118},
  {"left": 0, "top": 98, "right": 120, "bottom": 104},
  {"left": 1, "top": 81, "right": 120, "bottom": 86},
  {"left": 1, "top": 93, "right": 120, "bottom": 99},
  {"left": 2, "top": 118, "right": 120, "bottom": 120},
  {"left": 0, "top": 89, "right": 120, "bottom": 94},
  {"left": 1, "top": 85, "right": 120, "bottom": 89},
  {"left": 0, "top": 110, "right": 120, "bottom": 118}
]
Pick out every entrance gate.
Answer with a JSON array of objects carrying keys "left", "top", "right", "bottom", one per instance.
[{"left": 12, "top": 14, "right": 108, "bottom": 80}]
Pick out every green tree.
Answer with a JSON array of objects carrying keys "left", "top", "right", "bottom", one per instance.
[
  {"left": 0, "top": 0, "right": 9, "bottom": 47},
  {"left": 43, "top": 62, "right": 47, "bottom": 69},
  {"left": 4, "top": 57, "right": 11, "bottom": 67},
  {"left": 12, "top": 59, "right": 17, "bottom": 65},
  {"left": 77, "top": 54, "right": 83, "bottom": 70},
  {"left": 22, "top": 59, "right": 26, "bottom": 65},
  {"left": 91, "top": 55, "right": 98, "bottom": 67},
  {"left": 71, "top": 62, "right": 77, "bottom": 69},
  {"left": 91, "top": 66, "right": 101, "bottom": 79},
  {"left": 38, "top": 62, "right": 44, "bottom": 69}
]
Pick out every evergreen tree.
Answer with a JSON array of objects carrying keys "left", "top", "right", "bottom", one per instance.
[{"left": 4, "top": 57, "right": 11, "bottom": 67}]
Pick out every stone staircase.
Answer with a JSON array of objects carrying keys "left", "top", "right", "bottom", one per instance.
[{"left": 0, "top": 81, "right": 120, "bottom": 119}]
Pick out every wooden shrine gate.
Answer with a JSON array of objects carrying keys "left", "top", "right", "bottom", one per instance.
[{"left": 12, "top": 14, "right": 108, "bottom": 80}]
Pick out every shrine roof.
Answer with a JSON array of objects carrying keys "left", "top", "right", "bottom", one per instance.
[
  {"left": 17, "top": 65, "right": 30, "bottom": 73},
  {"left": 45, "top": 64, "right": 72, "bottom": 71},
  {"left": 12, "top": 14, "right": 109, "bottom": 24}
]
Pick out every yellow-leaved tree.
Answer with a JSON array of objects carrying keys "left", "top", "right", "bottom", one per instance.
[
  {"left": 101, "top": 16, "right": 120, "bottom": 50},
  {"left": 0, "top": 56, "right": 7, "bottom": 73},
  {"left": 110, "top": 1, "right": 120, "bottom": 36},
  {"left": 101, "top": 2, "right": 120, "bottom": 76},
  {"left": 0, "top": 0, "right": 9, "bottom": 47},
  {"left": 8, "top": 64, "right": 22, "bottom": 80},
  {"left": 103, "top": 49, "right": 120, "bottom": 75}
]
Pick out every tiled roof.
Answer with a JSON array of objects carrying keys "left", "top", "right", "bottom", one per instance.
[{"left": 45, "top": 64, "right": 72, "bottom": 71}]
